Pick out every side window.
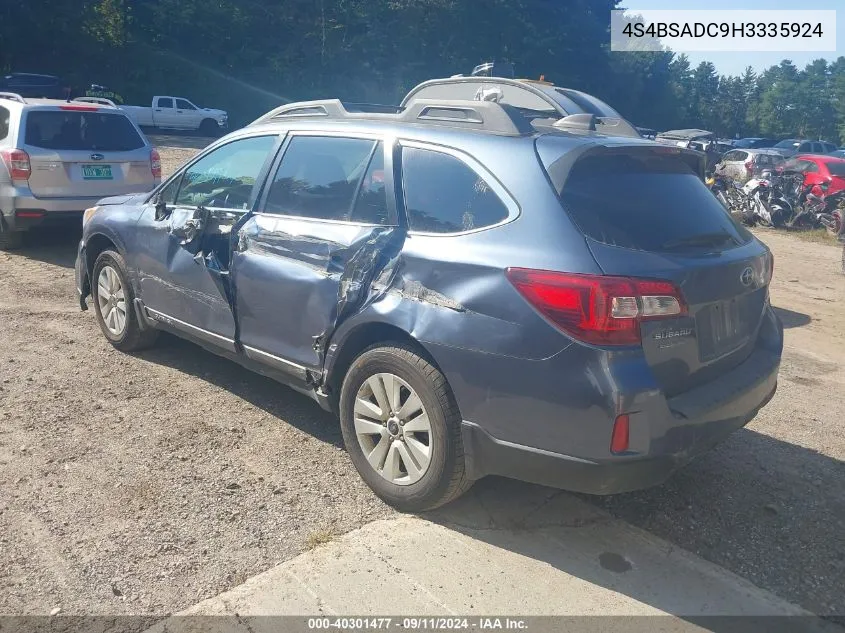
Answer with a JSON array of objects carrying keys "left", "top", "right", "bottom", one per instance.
[
  {"left": 735, "top": 151, "right": 749, "bottom": 162},
  {"left": 402, "top": 146, "right": 509, "bottom": 233},
  {"left": 723, "top": 151, "right": 739, "bottom": 162},
  {"left": 175, "top": 99, "right": 195, "bottom": 110},
  {"left": 174, "top": 135, "right": 277, "bottom": 210},
  {"left": 263, "top": 136, "right": 378, "bottom": 221},
  {"left": 805, "top": 161, "right": 820, "bottom": 173},
  {"left": 756, "top": 154, "right": 769, "bottom": 166},
  {"left": 798, "top": 141, "right": 813, "bottom": 152},
  {"left": 157, "top": 97, "right": 174, "bottom": 109},
  {"left": 0, "top": 105, "right": 9, "bottom": 141},
  {"left": 349, "top": 143, "right": 391, "bottom": 224},
  {"left": 157, "top": 174, "right": 182, "bottom": 205}
]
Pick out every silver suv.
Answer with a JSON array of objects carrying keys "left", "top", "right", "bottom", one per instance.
[{"left": 0, "top": 93, "right": 160, "bottom": 249}]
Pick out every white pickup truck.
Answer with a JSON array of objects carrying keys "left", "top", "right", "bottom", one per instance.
[{"left": 117, "top": 96, "right": 228, "bottom": 135}]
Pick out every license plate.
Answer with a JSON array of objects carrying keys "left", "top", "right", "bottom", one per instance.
[
  {"left": 699, "top": 299, "right": 748, "bottom": 361},
  {"left": 81, "top": 164, "right": 113, "bottom": 180}
]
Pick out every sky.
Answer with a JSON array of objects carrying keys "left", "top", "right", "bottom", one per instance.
[{"left": 623, "top": 0, "right": 843, "bottom": 76}]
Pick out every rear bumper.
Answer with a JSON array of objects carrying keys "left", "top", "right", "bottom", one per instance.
[
  {"left": 458, "top": 307, "right": 782, "bottom": 495},
  {"left": 462, "top": 352, "right": 778, "bottom": 495},
  {"left": 1, "top": 192, "right": 97, "bottom": 231}
]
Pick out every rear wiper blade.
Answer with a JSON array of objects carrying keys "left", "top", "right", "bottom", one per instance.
[{"left": 660, "top": 231, "right": 737, "bottom": 251}]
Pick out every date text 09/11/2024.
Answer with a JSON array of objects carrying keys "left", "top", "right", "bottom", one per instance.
[{"left": 307, "top": 618, "right": 528, "bottom": 630}]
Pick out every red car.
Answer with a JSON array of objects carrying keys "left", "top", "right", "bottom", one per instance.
[{"left": 779, "top": 154, "right": 845, "bottom": 197}]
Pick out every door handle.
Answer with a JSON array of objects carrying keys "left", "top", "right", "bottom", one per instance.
[{"left": 155, "top": 109, "right": 162, "bottom": 112}]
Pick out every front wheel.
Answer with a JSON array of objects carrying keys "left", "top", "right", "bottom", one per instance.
[
  {"left": 92, "top": 250, "right": 158, "bottom": 352},
  {"left": 339, "top": 344, "right": 472, "bottom": 512},
  {"left": 199, "top": 119, "right": 220, "bottom": 136}
]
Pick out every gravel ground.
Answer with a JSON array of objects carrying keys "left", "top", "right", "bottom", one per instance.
[{"left": 0, "top": 135, "right": 842, "bottom": 617}]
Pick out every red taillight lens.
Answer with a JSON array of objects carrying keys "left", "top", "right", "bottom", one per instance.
[
  {"left": 745, "top": 160, "right": 753, "bottom": 173},
  {"left": 0, "top": 149, "right": 31, "bottom": 181},
  {"left": 505, "top": 269, "right": 686, "bottom": 346},
  {"left": 150, "top": 149, "right": 162, "bottom": 179},
  {"left": 611, "top": 414, "right": 630, "bottom": 454}
]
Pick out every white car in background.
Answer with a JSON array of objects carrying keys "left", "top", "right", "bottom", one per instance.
[{"left": 117, "top": 96, "right": 227, "bottom": 135}]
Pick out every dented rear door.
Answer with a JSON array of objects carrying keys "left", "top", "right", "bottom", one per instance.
[{"left": 230, "top": 134, "right": 401, "bottom": 378}]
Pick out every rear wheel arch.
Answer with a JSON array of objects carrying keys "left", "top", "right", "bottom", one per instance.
[{"left": 324, "top": 322, "right": 445, "bottom": 410}]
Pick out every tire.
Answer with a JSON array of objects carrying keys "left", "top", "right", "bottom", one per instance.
[
  {"left": 199, "top": 119, "right": 219, "bottom": 136},
  {"left": 0, "top": 230, "right": 23, "bottom": 251},
  {"left": 91, "top": 250, "right": 158, "bottom": 352},
  {"left": 339, "top": 343, "right": 472, "bottom": 512}
]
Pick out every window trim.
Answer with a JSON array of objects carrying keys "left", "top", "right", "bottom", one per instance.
[
  {"left": 397, "top": 139, "right": 520, "bottom": 237},
  {"left": 254, "top": 130, "right": 398, "bottom": 227}
]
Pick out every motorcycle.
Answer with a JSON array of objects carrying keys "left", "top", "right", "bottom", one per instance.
[
  {"left": 788, "top": 184, "right": 845, "bottom": 235},
  {"left": 740, "top": 170, "right": 792, "bottom": 227},
  {"left": 706, "top": 172, "right": 749, "bottom": 222}
]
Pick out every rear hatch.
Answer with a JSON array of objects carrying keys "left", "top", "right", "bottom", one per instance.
[
  {"left": 22, "top": 107, "right": 154, "bottom": 198},
  {"left": 539, "top": 139, "right": 772, "bottom": 396}
]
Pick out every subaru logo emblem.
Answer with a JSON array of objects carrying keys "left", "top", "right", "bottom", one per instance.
[
  {"left": 740, "top": 267, "right": 754, "bottom": 287},
  {"left": 90, "top": 153, "right": 104, "bottom": 161}
]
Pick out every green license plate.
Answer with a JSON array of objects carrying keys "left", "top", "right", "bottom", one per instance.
[{"left": 81, "top": 164, "right": 113, "bottom": 180}]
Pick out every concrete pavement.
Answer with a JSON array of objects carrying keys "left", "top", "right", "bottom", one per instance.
[{"left": 145, "top": 481, "right": 839, "bottom": 633}]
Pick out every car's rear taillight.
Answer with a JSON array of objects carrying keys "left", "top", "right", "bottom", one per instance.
[
  {"left": 0, "top": 149, "right": 31, "bottom": 181},
  {"left": 745, "top": 160, "right": 753, "bottom": 173},
  {"left": 150, "top": 149, "right": 161, "bottom": 179},
  {"left": 505, "top": 269, "right": 686, "bottom": 346}
]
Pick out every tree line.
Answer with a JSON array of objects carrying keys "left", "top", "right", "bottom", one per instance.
[{"left": 2, "top": 0, "right": 844, "bottom": 141}]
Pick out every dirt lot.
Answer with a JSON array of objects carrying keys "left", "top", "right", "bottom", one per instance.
[{"left": 0, "top": 136, "right": 843, "bottom": 617}]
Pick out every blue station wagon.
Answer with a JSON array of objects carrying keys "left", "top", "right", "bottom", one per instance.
[{"left": 75, "top": 90, "right": 782, "bottom": 511}]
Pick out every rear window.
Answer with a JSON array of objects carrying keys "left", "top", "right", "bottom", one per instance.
[
  {"left": 826, "top": 161, "right": 845, "bottom": 177},
  {"left": 559, "top": 152, "right": 752, "bottom": 252},
  {"left": 24, "top": 110, "right": 145, "bottom": 151}
]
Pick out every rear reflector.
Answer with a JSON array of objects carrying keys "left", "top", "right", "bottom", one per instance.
[
  {"left": 150, "top": 148, "right": 162, "bottom": 179},
  {"left": 505, "top": 269, "right": 686, "bottom": 346},
  {"left": 0, "top": 148, "right": 31, "bottom": 181},
  {"left": 611, "top": 414, "right": 630, "bottom": 454},
  {"left": 16, "top": 210, "right": 45, "bottom": 218}
]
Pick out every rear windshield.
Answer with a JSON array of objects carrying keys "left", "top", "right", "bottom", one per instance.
[
  {"left": 25, "top": 110, "right": 145, "bottom": 151},
  {"left": 559, "top": 152, "right": 752, "bottom": 253},
  {"left": 826, "top": 161, "right": 845, "bottom": 177}
]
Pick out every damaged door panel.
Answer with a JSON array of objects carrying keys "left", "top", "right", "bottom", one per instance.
[
  {"left": 230, "top": 134, "right": 399, "bottom": 379},
  {"left": 131, "top": 134, "right": 281, "bottom": 347}
]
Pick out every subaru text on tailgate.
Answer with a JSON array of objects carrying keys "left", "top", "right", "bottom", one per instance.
[{"left": 74, "top": 85, "right": 782, "bottom": 511}]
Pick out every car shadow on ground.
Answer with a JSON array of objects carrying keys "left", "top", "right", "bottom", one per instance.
[
  {"left": 774, "top": 306, "right": 812, "bottom": 329},
  {"left": 136, "top": 333, "right": 344, "bottom": 449},
  {"left": 427, "top": 428, "right": 845, "bottom": 624},
  {"left": 11, "top": 225, "right": 81, "bottom": 269}
]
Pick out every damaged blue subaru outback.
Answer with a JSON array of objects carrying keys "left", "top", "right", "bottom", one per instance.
[{"left": 76, "top": 79, "right": 782, "bottom": 511}]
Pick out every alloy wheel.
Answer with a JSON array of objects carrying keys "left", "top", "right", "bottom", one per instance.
[
  {"left": 354, "top": 373, "right": 432, "bottom": 485},
  {"left": 97, "top": 265, "right": 127, "bottom": 337}
]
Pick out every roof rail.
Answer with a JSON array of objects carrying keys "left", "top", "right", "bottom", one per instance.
[
  {"left": 0, "top": 92, "right": 26, "bottom": 104},
  {"left": 250, "top": 98, "right": 534, "bottom": 136}
]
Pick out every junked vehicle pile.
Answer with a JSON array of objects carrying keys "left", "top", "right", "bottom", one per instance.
[{"left": 67, "top": 65, "right": 782, "bottom": 512}]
